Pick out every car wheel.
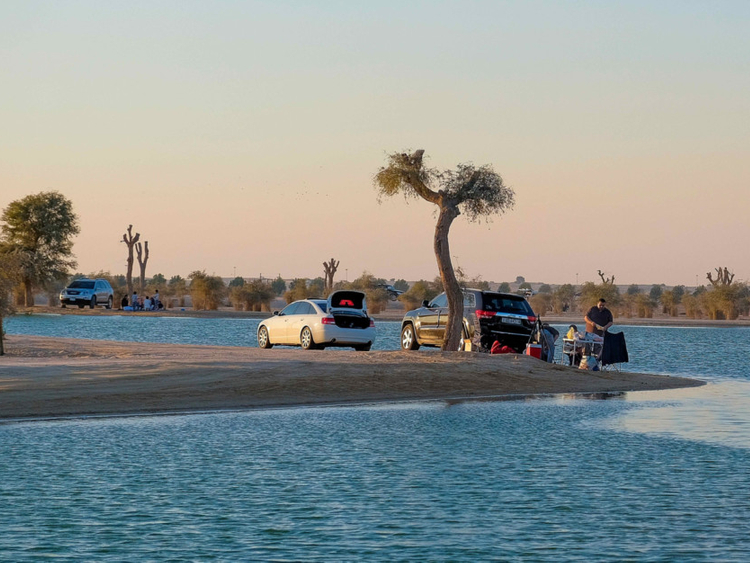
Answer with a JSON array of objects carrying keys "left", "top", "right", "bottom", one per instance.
[
  {"left": 90, "top": 297, "right": 96, "bottom": 309},
  {"left": 257, "top": 326, "right": 273, "bottom": 349},
  {"left": 106, "top": 296, "right": 113, "bottom": 310},
  {"left": 401, "top": 323, "right": 420, "bottom": 350},
  {"left": 354, "top": 344, "right": 371, "bottom": 351},
  {"left": 300, "top": 327, "right": 317, "bottom": 350}
]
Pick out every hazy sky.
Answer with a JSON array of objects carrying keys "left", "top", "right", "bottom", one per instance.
[{"left": 2, "top": 1, "right": 748, "bottom": 286}]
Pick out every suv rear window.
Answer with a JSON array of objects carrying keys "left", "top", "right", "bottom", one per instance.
[
  {"left": 69, "top": 281, "right": 95, "bottom": 289},
  {"left": 483, "top": 294, "right": 533, "bottom": 315}
]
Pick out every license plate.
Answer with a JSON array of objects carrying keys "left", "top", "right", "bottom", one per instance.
[{"left": 502, "top": 317, "right": 522, "bottom": 325}]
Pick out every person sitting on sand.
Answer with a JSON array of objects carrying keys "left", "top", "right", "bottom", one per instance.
[
  {"left": 132, "top": 292, "right": 139, "bottom": 311},
  {"left": 144, "top": 296, "right": 152, "bottom": 311},
  {"left": 121, "top": 296, "right": 128, "bottom": 310}
]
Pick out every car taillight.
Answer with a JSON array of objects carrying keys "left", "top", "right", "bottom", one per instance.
[
  {"left": 369, "top": 318, "right": 375, "bottom": 327},
  {"left": 476, "top": 310, "right": 495, "bottom": 318},
  {"left": 321, "top": 316, "right": 336, "bottom": 325},
  {"left": 527, "top": 315, "right": 537, "bottom": 323}
]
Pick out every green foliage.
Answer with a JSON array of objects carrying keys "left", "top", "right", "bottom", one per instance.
[
  {"left": 626, "top": 284, "right": 641, "bottom": 295},
  {"left": 538, "top": 284, "right": 552, "bottom": 294},
  {"left": 551, "top": 284, "right": 575, "bottom": 314},
  {"left": 529, "top": 293, "right": 552, "bottom": 316},
  {"left": 345, "top": 272, "right": 389, "bottom": 313},
  {"left": 634, "top": 294, "right": 656, "bottom": 318},
  {"left": 0, "top": 191, "right": 80, "bottom": 305},
  {"left": 649, "top": 284, "right": 664, "bottom": 302},
  {"left": 497, "top": 282, "right": 511, "bottom": 293},
  {"left": 518, "top": 282, "right": 532, "bottom": 290},
  {"left": 308, "top": 277, "right": 326, "bottom": 297},
  {"left": 188, "top": 271, "right": 227, "bottom": 310},
  {"left": 579, "top": 281, "right": 620, "bottom": 311},
  {"left": 271, "top": 275, "right": 286, "bottom": 296},
  {"left": 150, "top": 273, "right": 167, "bottom": 288},
  {"left": 167, "top": 275, "right": 188, "bottom": 307},
  {"left": 284, "top": 278, "right": 312, "bottom": 303},
  {"left": 399, "top": 279, "right": 441, "bottom": 310},
  {"left": 229, "top": 279, "right": 275, "bottom": 312},
  {"left": 393, "top": 279, "right": 409, "bottom": 292},
  {"left": 672, "top": 285, "right": 686, "bottom": 302},
  {"left": 698, "top": 283, "right": 749, "bottom": 320},
  {"left": 228, "top": 276, "right": 245, "bottom": 288}
]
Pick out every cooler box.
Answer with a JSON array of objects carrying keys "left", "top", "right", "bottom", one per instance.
[{"left": 524, "top": 344, "right": 542, "bottom": 359}]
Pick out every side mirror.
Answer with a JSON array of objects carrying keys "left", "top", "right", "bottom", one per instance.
[
  {"left": 273, "top": 311, "right": 279, "bottom": 316},
  {"left": 422, "top": 300, "right": 430, "bottom": 308}
]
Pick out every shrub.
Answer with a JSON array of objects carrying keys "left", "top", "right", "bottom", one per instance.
[{"left": 189, "top": 271, "right": 227, "bottom": 310}]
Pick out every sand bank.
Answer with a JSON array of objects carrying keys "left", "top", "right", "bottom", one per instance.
[{"left": 0, "top": 335, "right": 703, "bottom": 421}]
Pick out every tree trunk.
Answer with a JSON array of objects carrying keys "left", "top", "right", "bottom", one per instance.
[
  {"left": 122, "top": 225, "right": 140, "bottom": 299},
  {"left": 136, "top": 241, "right": 149, "bottom": 295},
  {"left": 23, "top": 278, "right": 34, "bottom": 307},
  {"left": 434, "top": 204, "right": 463, "bottom": 351}
]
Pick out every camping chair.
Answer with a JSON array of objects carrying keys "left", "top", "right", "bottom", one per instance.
[{"left": 600, "top": 331, "right": 629, "bottom": 371}]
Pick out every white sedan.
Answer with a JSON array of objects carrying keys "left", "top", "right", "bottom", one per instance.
[{"left": 257, "top": 290, "right": 376, "bottom": 351}]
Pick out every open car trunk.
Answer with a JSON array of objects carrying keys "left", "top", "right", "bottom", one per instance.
[{"left": 328, "top": 290, "right": 371, "bottom": 329}]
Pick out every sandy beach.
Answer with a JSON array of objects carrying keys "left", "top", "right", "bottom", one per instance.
[{"left": 0, "top": 334, "right": 703, "bottom": 421}]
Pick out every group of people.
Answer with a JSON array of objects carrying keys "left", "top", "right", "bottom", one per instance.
[{"left": 122, "top": 290, "right": 163, "bottom": 311}]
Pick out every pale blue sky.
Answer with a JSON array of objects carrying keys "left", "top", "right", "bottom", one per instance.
[{"left": 2, "top": 1, "right": 749, "bottom": 285}]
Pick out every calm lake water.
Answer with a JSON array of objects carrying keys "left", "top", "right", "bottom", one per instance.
[{"left": 2, "top": 315, "right": 750, "bottom": 561}]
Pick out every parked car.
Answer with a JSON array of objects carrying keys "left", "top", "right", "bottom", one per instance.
[
  {"left": 60, "top": 278, "right": 114, "bottom": 309},
  {"left": 257, "top": 290, "right": 376, "bottom": 351},
  {"left": 400, "top": 289, "right": 537, "bottom": 352},
  {"left": 376, "top": 283, "right": 404, "bottom": 301}
]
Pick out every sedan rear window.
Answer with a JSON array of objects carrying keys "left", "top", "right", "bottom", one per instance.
[
  {"left": 69, "top": 281, "right": 95, "bottom": 289},
  {"left": 483, "top": 295, "right": 533, "bottom": 315}
]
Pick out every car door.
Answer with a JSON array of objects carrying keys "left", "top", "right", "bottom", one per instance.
[
  {"left": 272, "top": 302, "right": 299, "bottom": 344},
  {"left": 94, "top": 281, "right": 105, "bottom": 304},
  {"left": 289, "top": 302, "right": 316, "bottom": 343},
  {"left": 420, "top": 293, "right": 447, "bottom": 344}
]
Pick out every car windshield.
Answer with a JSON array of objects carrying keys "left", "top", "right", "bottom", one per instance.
[
  {"left": 69, "top": 281, "right": 95, "bottom": 289},
  {"left": 483, "top": 294, "right": 533, "bottom": 315}
]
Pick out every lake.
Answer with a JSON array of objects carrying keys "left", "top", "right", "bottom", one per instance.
[{"left": 2, "top": 315, "right": 750, "bottom": 561}]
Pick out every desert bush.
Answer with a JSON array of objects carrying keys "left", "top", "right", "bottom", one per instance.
[
  {"left": 578, "top": 281, "right": 620, "bottom": 312},
  {"left": 284, "top": 278, "right": 312, "bottom": 303},
  {"left": 635, "top": 294, "right": 655, "bottom": 318},
  {"left": 399, "top": 279, "right": 442, "bottom": 310},
  {"left": 271, "top": 275, "right": 286, "bottom": 296},
  {"left": 230, "top": 279, "right": 274, "bottom": 311},
  {"left": 188, "top": 270, "right": 226, "bottom": 310},
  {"left": 497, "top": 282, "right": 511, "bottom": 293},
  {"left": 551, "top": 284, "right": 575, "bottom": 314},
  {"left": 167, "top": 275, "right": 188, "bottom": 307},
  {"left": 699, "top": 283, "right": 749, "bottom": 320},
  {"left": 529, "top": 292, "right": 552, "bottom": 316},
  {"left": 682, "top": 294, "right": 702, "bottom": 319}
]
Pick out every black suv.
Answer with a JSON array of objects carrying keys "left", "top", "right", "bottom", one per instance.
[{"left": 400, "top": 289, "right": 537, "bottom": 352}]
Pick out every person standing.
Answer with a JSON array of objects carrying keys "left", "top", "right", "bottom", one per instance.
[
  {"left": 132, "top": 291, "right": 139, "bottom": 311},
  {"left": 584, "top": 298, "right": 613, "bottom": 337}
]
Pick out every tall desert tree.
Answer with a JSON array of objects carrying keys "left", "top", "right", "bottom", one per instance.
[
  {"left": 0, "top": 191, "right": 79, "bottom": 306},
  {"left": 374, "top": 150, "right": 514, "bottom": 351},
  {"left": 136, "top": 240, "right": 149, "bottom": 294},
  {"left": 121, "top": 225, "right": 140, "bottom": 297}
]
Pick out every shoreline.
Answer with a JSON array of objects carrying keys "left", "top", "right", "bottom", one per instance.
[
  {"left": 12, "top": 305, "right": 750, "bottom": 328},
  {"left": 0, "top": 335, "right": 704, "bottom": 422}
]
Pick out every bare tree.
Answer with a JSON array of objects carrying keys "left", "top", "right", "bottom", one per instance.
[
  {"left": 323, "top": 258, "right": 339, "bottom": 292},
  {"left": 598, "top": 270, "right": 615, "bottom": 285},
  {"left": 136, "top": 240, "right": 149, "bottom": 295},
  {"left": 374, "top": 150, "right": 514, "bottom": 351},
  {"left": 121, "top": 225, "right": 140, "bottom": 298},
  {"left": 706, "top": 267, "right": 734, "bottom": 286}
]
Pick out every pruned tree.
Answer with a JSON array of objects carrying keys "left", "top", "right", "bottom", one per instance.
[
  {"left": 598, "top": 270, "right": 615, "bottom": 285},
  {"left": 375, "top": 150, "right": 514, "bottom": 351},
  {"left": 323, "top": 258, "right": 340, "bottom": 293},
  {"left": 121, "top": 225, "right": 140, "bottom": 297},
  {"left": 136, "top": 240, "right": 149, "bottom": 294},
  {"left": 707, "top": 267, "right": 734, "bottom": 287}
]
